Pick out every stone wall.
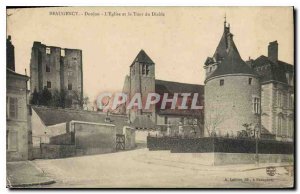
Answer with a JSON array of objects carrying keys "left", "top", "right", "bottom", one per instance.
[
  {"left": 147, "top": 137, "right": 294, "bottom": 165},
  {"left": 205, "top": 75, "right": 260, "bottom": 137},
  {"left": 50, "top": 132, "right": 73, "bottom": 145},
  {"left": 31, "top": 109, "right": 67, "bottom": 146},
  {"left": 40, "top": 144, "right": 76, "bottom": 159},
  {"left": 72, "top": 122, "right": 117, "bottom": 155},
  {"left": 29, "top": 42, "right": 83, "bottom": 102}
]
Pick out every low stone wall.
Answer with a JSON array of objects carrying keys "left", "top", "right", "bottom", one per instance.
[
  {"left": 40, "top": 144, "right": 76, "bottom": 159},
  {"left": 147, "top": 136, "right": 294, "bottom": 165},
  {"left": 50, "top": 132, "right": 73, "bottom": 145},
  {"left": 213, "top": 153, "right": 293, "bottom": 165},
  {"left": 147, "top": 136, "right": 294, "bottom": 154},
  {"left": 147, "top": 136, "right": 178, "bottom": 150},
  {"left": 31, "top": 147, "right": 42, "bottom": 159}
]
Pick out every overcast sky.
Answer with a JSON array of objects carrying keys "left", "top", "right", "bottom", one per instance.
[{"left": 7, "top": 7, "right": 293, "bottom": 102}]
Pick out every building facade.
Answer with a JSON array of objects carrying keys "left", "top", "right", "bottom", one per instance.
[
  {"left": 6, "top": 36, "right": 31, "bottom": 161},
  {"left": 249, "top": 41, "right": 294, "bottom": 141},
  {"left": 29, "top": 42, "right": 83, "bottom": 106},
  {"left": 7, "top": 69, "right": 30, "bottom": 161},
  {"left": 204, "top": 20, "right": 294, "bottom": 141}
]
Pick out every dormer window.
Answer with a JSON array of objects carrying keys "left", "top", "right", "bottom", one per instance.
[{"left": 220, "top": 79, "right": 224, "bottom": 86}]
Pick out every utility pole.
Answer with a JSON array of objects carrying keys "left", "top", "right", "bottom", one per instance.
[
  {"left": 255, "top": 126, "right": 259, "bottom": 166},
  {"left": 254, "top": 96, "right": 261, "bottom": 167}
]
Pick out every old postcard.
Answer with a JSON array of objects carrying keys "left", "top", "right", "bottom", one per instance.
[{"left": 6, "top": 6, "right": 294, "bottom": 188}]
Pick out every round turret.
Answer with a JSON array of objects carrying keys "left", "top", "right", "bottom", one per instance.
[{"left": 204, "top": 27, "right": 260, "bottom": 137}]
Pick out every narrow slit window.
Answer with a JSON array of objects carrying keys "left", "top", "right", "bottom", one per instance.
[
  {"left": 248, "top": 78, "right": 252, "bottom": 85},
  {"left": 46, "top": 64, "right": 50, "bottom": 72},
  {"left": 68, "top": 83, "right": 72, "bottom": 90}
]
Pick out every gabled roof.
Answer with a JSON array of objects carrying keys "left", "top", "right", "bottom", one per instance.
[
  {"left": 130, "top": 49, "right": 154, "bottom": 66},
  {"left": 155, "top": 79, "right": 204, "bottom": 116},
  {"left": 206, "top": 33, "right": 257, "bottom": 81},
  {"left": 155, "top": 79, "right": 204, "bottom": 95}
]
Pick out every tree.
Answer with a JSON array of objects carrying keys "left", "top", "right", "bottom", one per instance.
[
  {"left": 30, "top": 88, "right": 88, "bottom": 109},
  {"left": 39, "top": 87, "right": 52, "bottom": 106},
  {"left": 71, "top": 90, "right": 89, "bottom": 108},
  {"left": 204, "top": 109, "right": 225, "bottom": 137},
  {"left": 50, "top": 89, "right": 61, "bottom": 107},
  {"left": 30, "top": 88, "right": 40, "bottom": 105}
]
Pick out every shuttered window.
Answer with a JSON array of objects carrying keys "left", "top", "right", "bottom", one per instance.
[
  {"left": 9, "top": 97, "right": 18, "bottom": 119},
  {"left": 7, "top": 130, "right": 18, "bottom": 151}
]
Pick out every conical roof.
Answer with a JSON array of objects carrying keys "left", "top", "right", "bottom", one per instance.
[
  {"left": 131, "top": 49, "right": 154, "bottom": 66},
  {"left": 213, "top": 25, "right": 230, "bottom": 61},
  {"left": 206, "top": 31, "right": 257, "bottom": 81}
]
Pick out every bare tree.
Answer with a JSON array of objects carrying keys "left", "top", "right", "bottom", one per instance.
[{"left": 204, "top": 109, "right": 225, "bottom": 137}]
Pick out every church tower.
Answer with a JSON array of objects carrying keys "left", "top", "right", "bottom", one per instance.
[
  {"left": 204, "top": 20, "right": 260, "bottom": 137},
  {"left": 128, "top": 50, "right": 156, "bottom": 122}
]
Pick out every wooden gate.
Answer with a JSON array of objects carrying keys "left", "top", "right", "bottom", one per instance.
[{"left": 116, "top": 134, "right": 125, "bottom": 150}]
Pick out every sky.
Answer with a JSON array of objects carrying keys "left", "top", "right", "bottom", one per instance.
[{"left": 7, "top": 7, "right": 294, "bottom": 103}]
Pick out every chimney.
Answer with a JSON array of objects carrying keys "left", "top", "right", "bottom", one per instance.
[
  {"left": 6, "top": 35, "right": 15, "bottom": 71},
  {"left": 268, "top": 41, "right": 278, "bottom": 63}
]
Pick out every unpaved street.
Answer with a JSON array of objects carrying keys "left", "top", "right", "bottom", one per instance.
[{"left": 32, "top": 148, "right": 293, "bottom": 188}]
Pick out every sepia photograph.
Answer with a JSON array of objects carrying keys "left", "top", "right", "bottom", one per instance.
[{"left": 6, "top": 6, "right": 294, "bottom": 188}]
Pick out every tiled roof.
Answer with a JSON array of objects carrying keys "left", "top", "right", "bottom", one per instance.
[
  {"left": 32, "top": 106, "right": 129, "bottom": 132},
  {"left": 7, "top": 68, "right": 29, "bottom": 80},
  {"left": 132, "top": 115, "right": 155, "bottom": 129},
  {"left": 206, "top": 34, "right": 257, "bottom": 81},
  {"left": 155, "top": 80, "right": 204, "bottom": 116},
  {"left": 131, "top": 49, "right": 154, "bottom": 66},
  {"left": 213, "top": 25, "right": 230, "bottom": 61},
  {"left": 251, "top": 55, "right": 293, "bottom": 84},
  {"left": 155, "top": 79, "right": 204, "bottom": 95}
]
